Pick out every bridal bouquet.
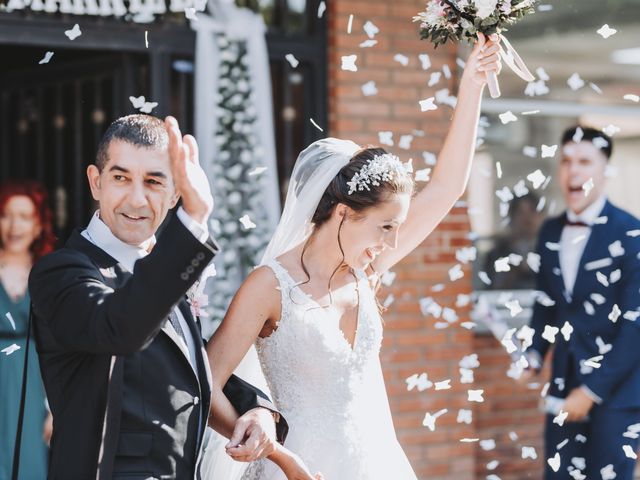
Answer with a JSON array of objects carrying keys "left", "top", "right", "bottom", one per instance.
[{"left": 413, "top": 0, "right": 537, "bottom": 97}]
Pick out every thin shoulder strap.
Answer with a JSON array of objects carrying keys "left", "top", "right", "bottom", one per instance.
[{"left": 11, "top": 304, "right": 33, "bottom": 480}]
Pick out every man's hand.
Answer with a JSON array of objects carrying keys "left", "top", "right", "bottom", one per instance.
[
  {"left": 165, "top": 116, "right": 214, "bottom": 224},
  {"left": 225, "top": 407, "right": 278, "bottom": 462},
  {"left": 563, "top": 387, "right": 594, "bottom": 422}
]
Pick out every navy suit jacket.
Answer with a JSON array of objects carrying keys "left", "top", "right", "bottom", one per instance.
[{"left": 529, "top": 200, "right": 640, "bottom": 408}]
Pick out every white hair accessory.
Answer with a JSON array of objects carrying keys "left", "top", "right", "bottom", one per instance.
[{"left": 347, "top": 153, "right": 407, "bottom": 195}]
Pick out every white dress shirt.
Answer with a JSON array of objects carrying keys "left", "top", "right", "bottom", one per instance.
[
  {"left": 559, "top": 195, "right": 607, "bottom": 296},
  {"left": 81, "top": 207, "right": 208, "bottom": 375}
]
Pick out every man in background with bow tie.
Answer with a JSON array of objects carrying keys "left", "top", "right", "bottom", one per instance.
[
  {"left": 521, "top": 126, "right": 640, "bottom": 479},
  {"left": 28, "top": 115, "right": 286, "bottom": 479}
]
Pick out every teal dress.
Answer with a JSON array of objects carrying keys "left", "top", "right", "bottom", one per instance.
[{"left": 0, "top": 284, "right": 48, "bottom": 480}]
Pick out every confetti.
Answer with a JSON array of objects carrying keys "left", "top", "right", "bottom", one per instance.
[
  {"left": 130, "top": 95, "right": 146, "bottom": 109},
  {"left": 383, "top": 294, "right": 394, "bottom": 308},
  {"left": 499, "top": 111, "right": 517, "bottom": 124},
  {"left": 523, "top": 146, "right": 537, "bottom": 158},
  {"left": 582, "top": 178, "right": 594, "bottom": 196},
  {"left": 513, "top": 179, "right": 529, "bottom": 197},
  {"left": 603, "top": 124, "right": 621, "bottom": 137},
  {"left": 610, "top": 269, "right": 621, "bottom": 284},
  {"left": 347, "top": 13, "right": 354, "bottom": 33},
  {"left": 495, "top": 186, "right": 514, "bottom": 203},
  {"left": 419, "top": 97, "right": 437, "bottom": 112},
  {"left": 496, "top": 161, "right": 502, "bottom": 179},
  {"left": 423, "top": 408, "right": 447, "bottom": 431},
  {"left": 398, "top": 135, "right": 413, "bottom": 150},
  {"left": 487, "top": 460, "right": 500, "bottom": 470},
  {"left": 145, "top": 30, "right": 149, "bottom": 48},
  {"left": 522, "top": 446, "right": 538, "bottom": 460},
  {"left": 449, "top": 264, "right": 464, "bottom": 281},
  {"left": 309, "top": 118, "right": 323, "bottom": 132},
  {"left": 428, "top": 71, "right": 442, "bottom": 87},
  {"left": 442, "top": 64, "right": 451, "bottom": 79},
  {"left": 494, "top": 257, "right": 511, "bottom": 273},
  {"left": 505, "top": 299, "right": 523, "bottom": 317},
  {"left": 623, "top": 94, "right": 640, "bottom": 103},
  {"left": 609, "top": 304, "right": 621, "bottom": 323},
  {"left": 457, "top": 409, "right": 472, "bottom": 424},
  {"left": 608, "top": 240, "right": 625, "bottom": 257},
  {"left": 583, "top": 301, "right": 595, "bottom": 316},
  {"left": 547, "top": 453, "right": 561, "bottom": 472},
  {"left": 541, "top": 144, "right": 558, "bottom": 158},
  {"left": 542, "top": 325, "right": 559, "bottom": 343},
  {"left": 317, "top": 1, "right": 326, "bottom": 18},
  {"left": 1, "top": 344, "right": 20, "bottom": 355},
  {"left": 361, "top": 81, "right": 378, "bottom": 97},
  {"left": 418, "top": 53, "right": 431, "bottom": 70},
  {"left": 285, "top": 54, "right": 299, "bottom": 68},
  {"left": 596, "top": 336, "right": 612, "bottom": 355},
  {"left": 460, "top": 368, "right": 474, "bottom": 384},
  {"left": 359, "top": 39, "right": 377, "bottom": 48},
  {"left": 480, "top": 439, "right": 496, "bottom": 451},
  {"left": 623, "top": 445, "right": 638, "bottom": 459},
  {"left": 597, "top": 24, "right": 617, "bottom": 39},
  {"left": 627, "top": 229, "right": 640, "bottom": 237},
  {"left": 380, "top": 271, "right": 396, "bottom": 286},
  {"left": 5, "top": 312, "right": 16, "bottom": 330},
  {"left": 601, "top": 464, "right": 616, "bottom": 480},
  {"left": 415, "top": 168, "right": 431, "bottom": 182},
  {"left": 65, "top": 23, "right": 82, "bottom": 40},
  {"left": 590, "top": 83, "right": 603, "bottom": 95},
  {"left": 140, "top": 102, "right": 158, "bottom": 114},
  {"left": 394, "top": 54, "right": 409, "bottom": 66},
  {"left": 478, "top": 271, "right": 492, "bottom": 285},
  {"left": 553, "top": 410, "right": 568, "bottom": 426},
  {"left": 406, "top": 372, "right": 433, "bottom": 391},
  {"left": 584, "top": 355, "right": 603, "bottom": 369},
  {"left": 39, "top": 51, "right": 54, "bottom": 64},
  {"left": 248, "top": 166, "right": 268, "bottom": 177},
  {"left": 341, "top": 55, "right": 357, "bottom": 71},
  {"left": 435, "top": 379, "right": 452, "bottom": 390},
  {"left": 560, "top": 321, "right": 574, "bottom": 341},
  {"left": 378, "top": 131, "right": 393, "bottom": 146},
  {"left": 526, "top": 169, "right": 546, "bottom": 189},
  {"left": 585, "top": 258, "right": 613, "bottom": 271},
  {"left": 567, "top": 73, "right": 585, "bottom": 91},
  {"left": 239, "top": 215, "right": 256, "bottom": 230},
  {"left": 468, "top": 389, "right": 484, "bottom": 403},
  {"left": 363, "top": 20, "right": 379, "bottom": 38}
]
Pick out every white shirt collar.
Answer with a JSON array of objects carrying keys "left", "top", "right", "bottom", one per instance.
[
  {"left": 81, "top": 210, "right": 155, "bottom": 273},
  {"left": 566, "top": 195, "right": 607, "bottom": 225}
]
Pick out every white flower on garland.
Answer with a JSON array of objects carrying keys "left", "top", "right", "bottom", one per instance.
[{"left": 474, "top": 0, "right": 498, "bottom": 19}]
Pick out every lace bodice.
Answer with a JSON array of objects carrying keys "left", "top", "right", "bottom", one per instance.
[
  {"left": 257, "top": 260, "right": 382, "bottom": 421},
  {"left": 238, "top": 260, "right": 416, "bottom": 480}
]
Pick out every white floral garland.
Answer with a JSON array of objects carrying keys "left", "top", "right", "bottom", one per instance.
[{"left": 204, "top": 33, "right": 273, "bottom": 328}]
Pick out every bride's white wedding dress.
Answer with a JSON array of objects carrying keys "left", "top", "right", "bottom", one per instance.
[{"left": 241, "top": 259, "right": 417, "bottom": 480}]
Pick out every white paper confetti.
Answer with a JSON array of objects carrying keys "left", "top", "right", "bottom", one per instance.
[
  {"left": 596, "top": 336, "right": 612, "bottom": 355},
  {"left": 542, "top": 325, "right": 560, "bottom": 343},
  {"left": 359, "top": 39, "right": 377, "bottom": 48},
  {"left": 378, "top": 131, "right": 393, "bottom": 146},
  {"left": 457, "top": 409, "right": 473, "bottom": 424},
  {"left": 448, "top": 264, "right": 464, "bottom": 282},
  {"left": 1, "top": 344, "right": 20, "bottom": 355},
  {"left": 623, "top": 94, "right": 640, "bottom": 103},
  {"left": 597, "top": 24, "right": 617, "bottom": 39},
  {"left": 5, "top": 312, "right": 16, "bottom": 330},
  {"left": 480, "top": 439, "right": 497, "bottom": 451},
  {"left": 394, "top": 54, "right": 409, "bottom": 66},
  {"left": 505, "top": 299, "right": 523, "bottom": 317},
  {"left": 435, "top": 379, "right": 452, "bottom": 390},
  {"left": 513, "top": 179, "right": 529, "bottom": 197},
  {"left": 596, "top": 271, "right": 610, "bottom": 287},
  {"left": 603, "top": 124, "right": 621, "bottom": 137},
  {"left": 347, "top": 13, "right": 353, "bottom": 33},
  {"left": 499, "top": 111, "right": 518, "bottom": 124},
  {"left": 495, "top": 186, "right": 514, "bottom": 203},
  {"left": 415, "top": 168, "right": 432, "bottom": 182},
  {"left": 65, "top": 23, "right": 82, "bottom": 40},
  {"left": 248, "top": 166, "right": 268, "bottom": 177},
  {"left": 398, "top": 135, "right": 413, "bottom": 150},
  {"left": 380, "top": 270, "right": 396, "bottom": 287},
  {"left": 423, "top": 409, "right": 448, "bottom": 431},
  {"left": 548, "top": 453, "right": 561, "bottom": 472},
  {"left": 285, "top": 53, "right": 299, "bottom": 68},
  {"left": 406, "top": 372, "right": 433, "bottom": 391},
  {"left": 428, "top": 71, "right": 442, "bottom": 87},
  {"left": 363, "top": 20, "right": 379, "bottom": 38},
  {"left": 560, "top": 321, "right": 574, "bottom": 341},
  {"left": 608, "top": 240, "right": 625, "bottom": 257},
  {"left": 478, "top": 271, "right": 492, "bottom": 285},
  {"left": 419, "top": 97, "right": 437, "bottom": 112},
  {"left": 317, "top": 1, "right": 326, "bottom": 18},
  {"left": 341, "top": 55, "right": 358, "bottom": 72},
  {"left": 601, "top": 464, "right": 617, "bottom": 480},
  {"left": 468, "top": 389, "right": 484, "bottom": 402},
  {"left": 39, "top": 51, "right": 54, "bottom": 64},
  {"left": 460, "top": 368, "right": 474, "bottom": 384},
  {"left": 582, "top": 178, "right": 594, "bottom": 196},
  {"left": 309, "top": 118, "right": 323, "bottom": 132},
  {"left": 239, "top": 214, "right": 256, "bottom": 230},
  {"left": 541, "top": 144, "right": 558, "bottom": 158},
  {"left": 623, "top": 445, "right": 638, "bottom": 459},
  {"left": 418, "top": 53, "right": 431, "bottom": 71},
  {"left": 494, "top": 257, "right": 511, "bottom": 273},
  {"left": 567, "top": 73, "right": 585, "bottom": 91},
  {"left": 526, "top": 169, "right": 546, "bottom": 189},
  {"left": 553, "top": 410, "right": 569, "bottom": 426},
  {"left": 522, "top": 446, "right": 538, "bottom": 460},
  {"left": 609, "top": 304, "right": 621, "bottom": 323},
  {"left": 361, "top": 81, "right": 378, "bottom": 97}
]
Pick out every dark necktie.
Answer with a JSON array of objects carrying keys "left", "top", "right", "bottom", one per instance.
[
  {"left": 563, "top": 217, "right": 591, "bottom": 228},
  {"left": 168, "top": 309, "right": 188, "bottom": 345}
]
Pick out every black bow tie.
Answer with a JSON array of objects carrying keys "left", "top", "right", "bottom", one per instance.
[{"left": 563, "top": 217, "right": 591, "bottom": 228}]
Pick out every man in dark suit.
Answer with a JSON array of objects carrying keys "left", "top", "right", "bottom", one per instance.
[
  {"left": 29, "top": 115, "right": 287, "bottom": 479},
  {"left": 523, "top": 126, "right": 640, "bottom": 479}
]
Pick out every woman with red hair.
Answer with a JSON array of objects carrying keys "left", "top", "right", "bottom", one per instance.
[{"left": 0, "top": 180, "right": 56, "bottom": 479}]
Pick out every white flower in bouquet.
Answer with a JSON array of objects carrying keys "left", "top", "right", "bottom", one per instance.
[
  {"left": 237, "top": 80, "right": 249, "bottom": 92},
  {"left": 223, "top": 222, "right": 238, "bottom": 236},
  {"left": 219, "top": 151, "right": 231, "bottom": 162},
  {"left": 499, "top": 2, "right": 512, "bottom": 14},
  {"left": 223, "top": 250, "right": 237, "bottom": 262},
  {"left": 474, "top": 0, "right": 498, "bottom": 19},
  {"left": 414, "top": 0, "right": 448, "bottom": 28},
  {"left": 227, "top": 164, "right": 243, "bottom": 180},
  {"left": 239, "top": 150, "right": 252, "bottom": 163},
  {"left": 227, "top": 190, "right": 242, "bottom": 204}
]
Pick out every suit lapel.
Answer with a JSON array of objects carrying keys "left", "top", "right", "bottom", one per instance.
[{"left": 178, "top": 301, "right": 213, "bottom": 394}]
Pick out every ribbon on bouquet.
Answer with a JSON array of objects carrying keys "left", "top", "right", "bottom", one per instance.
[{"left": 486, "top": 34, "right": 535, "bottom": 98}]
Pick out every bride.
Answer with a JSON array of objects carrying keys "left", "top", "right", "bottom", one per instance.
[{"left": 203, "top": 33, "right": 501, "bottom": 479}]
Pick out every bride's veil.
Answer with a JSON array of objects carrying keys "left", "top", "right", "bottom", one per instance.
[{"left": 199, "top": 138, "right": 360, "bottom": 480}]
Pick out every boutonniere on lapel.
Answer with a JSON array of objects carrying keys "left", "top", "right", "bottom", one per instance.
[{"left": 186, "top": 262, "right": 217, "bottom": 317}]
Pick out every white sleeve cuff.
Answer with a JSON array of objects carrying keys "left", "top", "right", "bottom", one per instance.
[
  {"left": 176, "top": 207, "right": 209, "bottom": 244},
  {"left": 581, "top": 385, "right": 603, "bottom": 404}
]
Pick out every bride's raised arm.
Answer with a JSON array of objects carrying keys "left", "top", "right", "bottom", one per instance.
[{"left": 373, "top": 33, "right": 501, "bottom": 274}]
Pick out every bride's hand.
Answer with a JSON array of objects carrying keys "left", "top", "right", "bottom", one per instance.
[
  {"left": 461, "top": 32, "right": 502, "bottom": 89},
  {"left": 268, "top": 444, "right": 325, "bottom": 480}
]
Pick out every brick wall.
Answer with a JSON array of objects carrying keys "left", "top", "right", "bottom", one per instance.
[
  {"left": 328, "top": 1, "right": 478, "bottom": 478},
  {"left": 327, "top": 2, "right": 547, "bottom": 479}
]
